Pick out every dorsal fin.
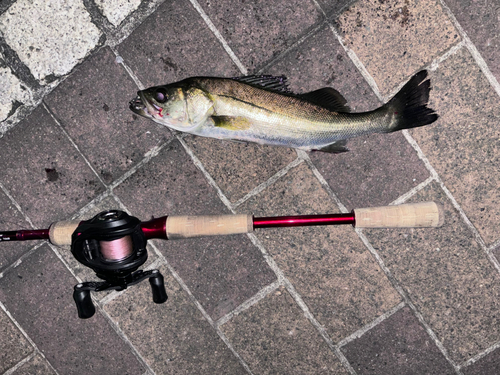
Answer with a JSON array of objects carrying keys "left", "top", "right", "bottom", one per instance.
[
  {"left": 232, "top": 75, "right": 291, "bottom": 93},
  {"left": 300, "top": 88, "right": 350, "bottom": 113}
]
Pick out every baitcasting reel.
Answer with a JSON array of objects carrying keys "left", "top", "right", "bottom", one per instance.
[
  {"left": 1, "top": 201, "right": 444, "bottom": 319},
  {"left": 71, "top": 210, "right": 167, "bottom": 319}
]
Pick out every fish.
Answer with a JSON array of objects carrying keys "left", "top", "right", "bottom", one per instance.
[{"left": 129, "top": 70, "right": 437, "bottom": 153}]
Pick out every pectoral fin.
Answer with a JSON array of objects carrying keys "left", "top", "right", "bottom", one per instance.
[
  {"left": 313, "top": 140, "right": 349, "bottom": 153},
  {"left": 212, "top": 116, "right": 252, "bottom": 131}
]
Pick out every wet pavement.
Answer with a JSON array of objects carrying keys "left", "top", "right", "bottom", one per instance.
[{"left": 1, "top": 0, "right": 500, "bottom": 374}]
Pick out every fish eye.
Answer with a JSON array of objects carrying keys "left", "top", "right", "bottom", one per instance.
[{"left": 154, "top": 88, "right": 168, "bottom": 103}]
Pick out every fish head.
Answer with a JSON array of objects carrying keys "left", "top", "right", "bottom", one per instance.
[{"left": 129, "top": 85, "right": 195, "bottom": 131}]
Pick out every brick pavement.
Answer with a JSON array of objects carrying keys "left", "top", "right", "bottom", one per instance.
[{"left": 1, "top": 0, "right": 500, "bottom": 374}]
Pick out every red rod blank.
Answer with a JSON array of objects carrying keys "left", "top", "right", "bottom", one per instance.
[
  {"left": 0, "top": 229, "right": 50, "bottom": 242},
  {"left": 253, "top": 213, "right": 355, "bottom": 229}
]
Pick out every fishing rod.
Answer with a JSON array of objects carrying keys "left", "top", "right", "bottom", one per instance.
[{"left": 0, "top": 201, "right": 443, "bottom": 319}]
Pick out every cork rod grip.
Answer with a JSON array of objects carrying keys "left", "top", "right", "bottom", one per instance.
[
  {"left": 354, "top": 202, "right": 444, "bottom": 228},
  {"left": 49, "top": 220, "right": 80, "bottom": 246},
  {"left": 166, "top": 214, "right": 253, "bottom": 239}
]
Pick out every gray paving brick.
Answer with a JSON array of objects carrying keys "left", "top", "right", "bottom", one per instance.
[
  {"left": 364, "top": 182, "right": 500, "bottom": 363},
  {"left": 0, "top": 244, "right": 145, "bottom": 375},
  {"left": 337, "top": 0, "right": 460, "bottom": 95},
  {"left": 444, "top": 0, "right": 500, "bottom": 84},
  {"left": 114, "top": 140, "right": 276, "bottom": 320},
  {"left": 104, "top": 264, "right": 247, "bottom": 374},
  {"left": 44, "top": 46, "right": 170, "bottom": 185},
  {"left": 493, "top": 243, "right": 500, "bottom": 265},
  {"left": 0, "top": 105, "right": 105, "bottom": 228},
  {"left": 411, "top": 48, "right": 500, "bottom": 247},
  {"left": 266, "top": 25, "right": 380, "bottom": 112},
  {"left": 311, "top": 129, "right": 431, "bottom": 210},
  {"left": 0, "top": 63, "right": 32, "bottom": 123},
  {"left": 197, "top": 0, "right": 324, "bottom": 71},
  {"left": 315, "top": 0, "right": 356, "bottom": 18},
  {"left": 0, "top": 308, "right": 33, "bottom": 373},
  {"left": 0, "top": 189, "right": 38, "bottom": 271},
  {"left": 341, "top": 306, "right": 456, "bottom": 375},
  {"left": 11, "top": 354, "right": 56, "bottom": 375},
  {"left": 462, "top": 347, "right": 500, "bottom": 375},
  {"left": 183, "top": 136, "right": 297, "bottom": 203},
  {"left": 116, "top": 0, "right": 241, "bottom": 88},
  {"left": 237, "top": 162, "right": 401, "bottom": 342},
  {"left": 221, "top": 286, "right": 349, "bottom": 374}
]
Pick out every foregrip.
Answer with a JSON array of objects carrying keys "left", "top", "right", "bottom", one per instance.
[
  {"left": 49, "top": 220, "right": 80, "bottom": 246},
  {"left": 165, "top": 214, "right": 253, "bottom": 239}
]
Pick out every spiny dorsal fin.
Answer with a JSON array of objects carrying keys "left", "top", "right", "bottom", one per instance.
[
  {"left": 232, "top": 75, "right": 290, "bottom": 93},
  {"left": 300, "top": 88, "right": 350, "bottom": 113}
]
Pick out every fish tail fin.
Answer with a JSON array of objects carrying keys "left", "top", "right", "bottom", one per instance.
[{"left": 385, "top": 70, "right": 438, "bottom": 132}]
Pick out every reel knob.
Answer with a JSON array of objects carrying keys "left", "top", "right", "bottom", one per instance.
[
  {"left": 73, "top": 285, "right": 96, "bottom": 319},
  {"left": 149, "top": 270, "right": 168, "bottom": 304}
]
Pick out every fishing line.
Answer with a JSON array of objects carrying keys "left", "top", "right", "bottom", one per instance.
[{"left": 99, "top": 235, "right": 134, "bottom": 261}]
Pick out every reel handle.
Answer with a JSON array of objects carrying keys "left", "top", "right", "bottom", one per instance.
[
  {"left": 149, "top": 270, "right": 168, "bottom": 304},
  {"left": 73, "top": 285, "right": 96, "bottom": 319}
]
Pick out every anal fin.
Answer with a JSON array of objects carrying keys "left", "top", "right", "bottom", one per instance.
[
  {"left": 212, "top": 116, "right": 252, "bottom": 131},
  {"left": 313, "top": 140, "right": 349, "bottom": 153}
]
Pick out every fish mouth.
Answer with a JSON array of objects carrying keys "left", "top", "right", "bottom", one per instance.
[
  {"left": 129, "top": 94, "right": 147, "bottom": 116},
  {"left": 129, "top": 92, "right": 163, "bottom": 118}
]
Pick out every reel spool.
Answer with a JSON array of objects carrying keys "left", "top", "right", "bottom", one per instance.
[{"left": 71, "top": 210, "right": 167, "bottom": 319}]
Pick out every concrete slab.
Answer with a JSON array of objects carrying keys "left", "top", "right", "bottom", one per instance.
[
  {"left": 95, "top": 0, "right": 141, "bottom": 27},
  {"left": 0, "top": 0, "right": 101, "bottom": 83}
]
